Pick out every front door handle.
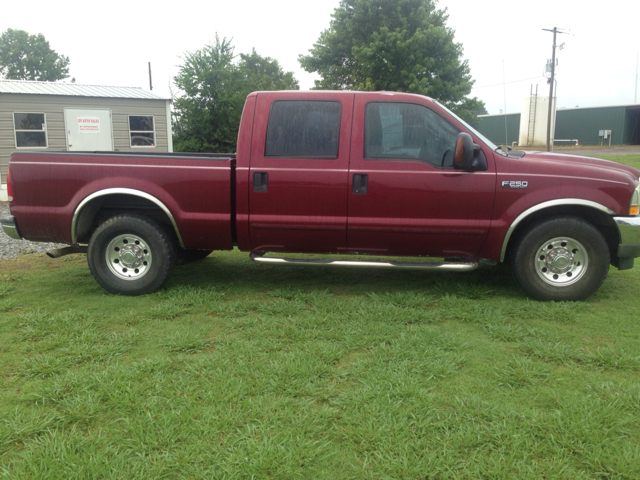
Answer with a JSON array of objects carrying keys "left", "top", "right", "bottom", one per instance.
[
  {"left": 253, "top": 172, "right": 268, "bottom": 192},
  {"left": 353, "top": 174, "right": 368, "bottom": 194}
]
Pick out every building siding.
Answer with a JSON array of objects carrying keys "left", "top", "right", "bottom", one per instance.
[
  {"left": 0, "top": 93, "right": 170, "bottom": 184},
  {"left": 554, "top": 106, "right": 627, "bottom": 146},
  {"left": 625, "top": 107, "right": 640, "bottom": 144},
  {"left": 478, "top": 105, "right": 640, "bottom": 148},
  {"left": 477, "top": 113, "right": 521, "bottom": 146}
]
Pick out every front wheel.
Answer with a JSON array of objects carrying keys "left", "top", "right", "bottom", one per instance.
[
  {"left": 87, "top": 214, "right": 176, "bottom": 295},
  {"left": 511, "top": 217, "right": 610, "bottom": 301}
]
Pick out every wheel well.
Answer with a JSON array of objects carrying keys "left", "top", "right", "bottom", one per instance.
[
  {"left": 75, "top": 194, "right": 180, "bottom": 245},
  {"left": 503, "top": 205, "right": 620, "bottom": 265}
]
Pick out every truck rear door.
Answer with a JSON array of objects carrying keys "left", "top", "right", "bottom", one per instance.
[
  {"left": 346, "top": 94, "right": 496, "bottom": 258},
  {"left": 248, "top": 92, "right": 353, "bottom": 253}
]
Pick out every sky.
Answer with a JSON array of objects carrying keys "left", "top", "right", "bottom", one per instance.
[{"left": 1, "top": 0, "right": 639, "bottom": 116}]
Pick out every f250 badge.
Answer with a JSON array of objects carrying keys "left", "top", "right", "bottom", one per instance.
[{"left": 502, "top": 180, "right": 528, "bottom": 189}]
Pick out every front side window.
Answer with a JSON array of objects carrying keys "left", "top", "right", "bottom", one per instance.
[
  {"left": 14, "top": 113, "right": 47, "bottom": 148},
  {"left": 365, "top": 102, "right": 459, "bottom": 167},
  {"left": 265, "top": 100, "right": 342, "bottom": 158},
  {"left": 129, "top": 115, "right": 155, "bottom": 147}
]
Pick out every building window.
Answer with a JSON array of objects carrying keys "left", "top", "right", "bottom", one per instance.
[
  {"left": 14, "top": 113, "right": 48, "bottom": 148},
  {"left": 129, "top": 115, "right": 155, "bottom": 147},
  {"left": 265, "top": 100, "right": 342, "bottom": 158}
]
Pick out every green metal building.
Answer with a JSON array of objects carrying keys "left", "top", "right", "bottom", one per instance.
[
  {"left": 476, "top": 113, "right": 520, "bottom": 146},
  {"left": 477, "top": 104, "right": 640, "bottom": 146}
]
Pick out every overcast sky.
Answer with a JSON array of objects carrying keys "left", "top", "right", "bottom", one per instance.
[{"left": 2, "top": 0, "right": 639, "bottom": 116}]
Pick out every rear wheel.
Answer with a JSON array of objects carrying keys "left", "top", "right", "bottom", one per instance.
[
  {"left": 511, "top": 217, "right": 610, "bottom": 301},
  {"left": 87, "top": 214, "right": 176, "bottom": 295}
]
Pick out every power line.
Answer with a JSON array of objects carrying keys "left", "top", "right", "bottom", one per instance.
[
  {"left": 472, "top": 76, "right": 542, "bottom": 90},
  {"left": 473, "top": 67, "right": 638, "bottom": 92}
]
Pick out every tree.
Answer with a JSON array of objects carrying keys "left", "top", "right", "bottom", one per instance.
[
  {"left": 0, "top": 29, "right": 70, "bottom": 81},
  {"left": 239, "top": 49, "right": 299, "bottom": 92},
  {"left": 172, "top": 36, "right": 299, "bottom": 153},
  {"left": 298, "top": 0, "right": 484, "bottom": 121}
]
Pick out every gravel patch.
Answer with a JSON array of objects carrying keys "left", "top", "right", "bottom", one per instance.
[{"left": 0, "top": 203, "right": 67, "bottom": 260}]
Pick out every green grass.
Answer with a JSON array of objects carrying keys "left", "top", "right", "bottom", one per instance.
[
  {"left": 0, "top": 153, "right": 639, "bottom": 478},
  {"left": 1, "top": 251, "right": 640, "bottom": 478},
  {"left": 599, "top": 154, "right": 640, "bottom": 170}
]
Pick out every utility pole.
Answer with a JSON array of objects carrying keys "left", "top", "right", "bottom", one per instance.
[
  {"left": 543, "top": 27, "right": 567, "bottom": 151},
  {"left": 148, "top": 62, "right": 153, "bottom": 91}
]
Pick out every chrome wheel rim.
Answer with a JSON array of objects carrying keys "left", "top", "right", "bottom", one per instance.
[
  {"left": 535, "top": 236, "right": 588, "bottom": 287},
  {"left": 105, "top": 234, "right": 152, "bottom": 280}
]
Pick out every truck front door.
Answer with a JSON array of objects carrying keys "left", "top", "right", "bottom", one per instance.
[
  {"left": 347, "top": 96, "right": 496, "bottom": 258},
  {"left": 248, "top": 93, "right": 353, "bottom": 253}
]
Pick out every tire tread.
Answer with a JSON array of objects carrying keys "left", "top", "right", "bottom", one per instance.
[{"left": 87, "top": 214, "right": 176, "bottom": 295}]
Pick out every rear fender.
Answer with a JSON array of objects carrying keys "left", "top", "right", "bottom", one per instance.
[{"left": 72, "top": 188, "right": 185, "bottom": 248}]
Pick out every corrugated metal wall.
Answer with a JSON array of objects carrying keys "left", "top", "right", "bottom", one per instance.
[
  {"left": 477, "top": 105, "right": 640, "bottom": 148},
  {"left": 477, "top": 113, "right": 521, "bottom": 146},
  {"left": 0, "top": 94, "right": 170, "bottom": 184},
  {"left": 554, "top": 106, "right": 627, "bottom": 146},
  {"left": 625, "top": 107, "right": 640, "bottom": 144}
]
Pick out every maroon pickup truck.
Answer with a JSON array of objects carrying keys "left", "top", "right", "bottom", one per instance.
[{"left": 3, "top": 91, "right": 640, "bottom": 301}]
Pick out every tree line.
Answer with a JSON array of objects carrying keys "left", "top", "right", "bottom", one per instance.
[{"left": 0, "top": 0, "right": 486, "bottom": 153}]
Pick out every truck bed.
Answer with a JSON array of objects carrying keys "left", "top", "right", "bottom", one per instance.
[{"left": 8, "top": 151, "right": 236, "bottom": 250}]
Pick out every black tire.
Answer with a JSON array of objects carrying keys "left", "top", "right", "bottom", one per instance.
[
  {"left": 176, "top": 248, "right": 213, "bottom": 263},
  {"left": 87, "top": 214, "right": 176, "bottom": 296},
  {"left": 511, "top": 216, "right": 610, "bottom": 301}
]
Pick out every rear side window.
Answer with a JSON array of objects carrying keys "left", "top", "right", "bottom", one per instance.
[{"left": 265, "top": 100, "right": 341, "bottom": 158}]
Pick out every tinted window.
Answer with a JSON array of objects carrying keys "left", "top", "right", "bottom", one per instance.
[
  {"left": 265, "top": 100, "right": 341, "bottom": 158},
  {"left": 365, "top": 102, "right": 459, "bottom": 167}
]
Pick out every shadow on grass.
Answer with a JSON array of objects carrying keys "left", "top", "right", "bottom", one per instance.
[{"left": 166, "top": 252, "right": 522, "bottom": 300}]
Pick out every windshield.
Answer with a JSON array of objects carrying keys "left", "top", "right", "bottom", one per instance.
[{"left": 434, "top": 101, "right": 501, "bottom": 153}]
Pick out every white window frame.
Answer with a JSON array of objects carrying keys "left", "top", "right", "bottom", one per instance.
[
  {"left": 128, "top": 115, "right": 156, "bottom": 148},
  {"left": 13, "top": 112, "right": 48, "bottom": 149}
]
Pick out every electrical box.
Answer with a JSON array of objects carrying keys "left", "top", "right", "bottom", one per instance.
[{"left": 598, "top": 130, "right": 612, "bottom": 138}]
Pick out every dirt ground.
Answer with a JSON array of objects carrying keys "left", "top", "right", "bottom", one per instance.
[{"left": 525, "top": 145, "right": 640, "bottom": 157}]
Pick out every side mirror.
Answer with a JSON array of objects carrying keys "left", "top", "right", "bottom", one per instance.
[{"left": 453, "top": 133, "right": 474, "bottom": 170}]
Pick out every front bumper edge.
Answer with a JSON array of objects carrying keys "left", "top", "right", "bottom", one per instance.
[
  {"left": 613, "top": 216, "right": 640, "bottom": 270},
  {"left": 0, "top": 216, "right": 22, "bottom": 240}
]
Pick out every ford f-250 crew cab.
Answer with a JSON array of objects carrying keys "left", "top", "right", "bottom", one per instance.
[{"left": 3, "top": 90, "right": 640, "bottom": 301}]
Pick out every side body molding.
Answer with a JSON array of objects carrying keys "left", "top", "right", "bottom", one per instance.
[
  {"left": 71, "top": 188, "right": 185, "bottom": 248},
  {"left": 500, "top": 198, "right": 616, "bottom": 262}
]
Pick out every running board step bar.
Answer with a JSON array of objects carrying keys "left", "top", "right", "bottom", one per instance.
[{"left": 249, "top": 253, "right": 478, "bottom": 272}]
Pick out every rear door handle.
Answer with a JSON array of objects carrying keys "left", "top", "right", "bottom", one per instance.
[
  {"left": 352, "top": 174, "right": 368, "bottom": 194},
  {"left": 253, "top": 172, "right": 268, "bottom": 192}
]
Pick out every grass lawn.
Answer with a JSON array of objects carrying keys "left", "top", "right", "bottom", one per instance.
[
  {"left": 599, "top": 154, "right": 640, "bottom": 170},
  {"left": 0, "top": 155, "right": 639, "bottom": 478}
]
